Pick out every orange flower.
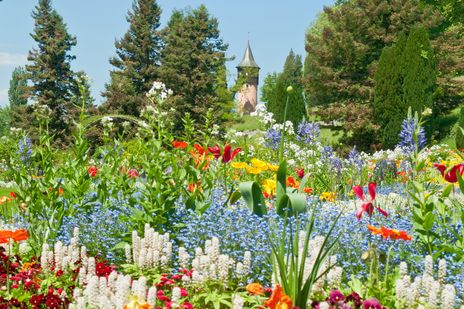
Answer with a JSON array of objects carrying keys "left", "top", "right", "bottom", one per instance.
[
  {"left": 286, "top": 176, "right": 299, "bottom": 189},
  {"left": 303, "top": 187, "right": 313, "bottom": 194},
  {"left": 172, "top": 140, "right": 189, "bottom": 149},
  {"left": 265, "top": 284, "right": 293, "bottom": 309},
  {"left": 368, "top": 225, "right": 411, "bottom": 241},
  {"left": 0, "top": 229, "right": 29, "bottom": 244},
  {"left": 58, "top": 187, "right": 64, "bottom": 196},
  {"left": 189, "top": 144, "right": 210, "bottom": 169},
  {"left": 246, "top": 283, "right": 264, "bottom": 295}
]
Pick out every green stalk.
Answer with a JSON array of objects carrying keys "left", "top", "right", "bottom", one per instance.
[{"left": 279, "top": 94, "right": 290, "bottom": 162}]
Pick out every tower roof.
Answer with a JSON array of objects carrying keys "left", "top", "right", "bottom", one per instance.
[{"left": 237, "top": 41, "right": 260, "bottom": 69}]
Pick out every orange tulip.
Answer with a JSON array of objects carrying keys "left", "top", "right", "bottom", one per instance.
[
  {"left": 0, "top": 230, "right": 13, "bottom": 244},
  {"left": 0, "top": 229, "right": 29, "bottom": 244},
  {"left": 246, "top": 283, "right": 264, "bottom": 295}
]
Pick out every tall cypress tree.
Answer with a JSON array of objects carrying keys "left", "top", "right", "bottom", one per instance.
[
  {"left": 26, "top": 0, "right": 76, "bottom": 138},
  {"left": 8, "top": 66, "right": 28, "bottom": 107},
  {"left": 103, "top": 0, "right": 162, "bottom": 116},
  {"left": 374, "top": 34, "right": 407, "bottom": 148},
  {"left": 402, "top": 27, "right": 436, "bottom": 115},
  {"left": 268, "top": 50, "right": 306, "bottom": 127},
  {"left": 159, "top": 5, "right": 228, "bottom": 130}
]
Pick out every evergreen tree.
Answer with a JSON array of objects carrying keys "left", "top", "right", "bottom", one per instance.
[
  {"left": 159, "top": 5, "right": 228, "bottom": 130},
  {"left": 456, "top": 106, "right": 464, "bottom": 149},
  {"left": 374, "top": 28, "right": 436, "bottom": 148},
  {"left": 8, "top": 66, "right": 28, "bottom": 107},
  {"left": 402, "top": 27, "right": 436, "bottom": 115},
  {"left": 374, "top": 34, "right": 407, "bottom": 148},
  {"left": 72, "top": 71, "right": 95, "bottom": 107},
  {"left": 103, "top": 0, "right": 162, "bottom": 116},
  {"left": 267, "top": 50, "right": 306, "bottom": 127},
  {"left": 260, "top": 73, "right": 278, "bottom": 103},
  {"left": 26, "top": 0, "right": 77, "bottom": 139}
]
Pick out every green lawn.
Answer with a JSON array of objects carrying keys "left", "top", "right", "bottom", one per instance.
[{"left": 230, "top": 115, "right": 262, "bottom": 132}]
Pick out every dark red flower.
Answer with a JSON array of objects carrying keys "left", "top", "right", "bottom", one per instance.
[
  {"left": 434, "top": 163, "right": 464, "bottom": 183},
  {"left": 296, "top": 168, "right": 305, "bottom": 179},
  {"left": 127, "top": 169, "right": 138, "bottom": 178},
  {"left": 208, "top": 144, "right": 241, "bottom": 163},
  {"left": 346, "top": 292, "right": 362, "bottom": 307}
]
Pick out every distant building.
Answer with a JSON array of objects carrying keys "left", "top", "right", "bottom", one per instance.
[{"left": 236, "top": 41, "right": 260, "bottom": 115}]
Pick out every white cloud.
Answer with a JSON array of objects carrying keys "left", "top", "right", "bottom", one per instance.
[
  {"left": 0, "top": 89, "right": 8, "bottom": 107},
  {"left": 0, "top": 52, "right": 27, "bottom": 66}
]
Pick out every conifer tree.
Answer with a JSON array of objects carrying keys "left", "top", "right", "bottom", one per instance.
[
  {"left": 455, "top": 106, "right": 464, "bottom": 149},
  {"left": 103, "top": 0, "right": 162, "bottom": 116},
  {"left": 402, "top": 27, "right": 436, "bottom": 115},
  {"left": 26, "top": 0, "right": 77, "bottom": 138},
  {"left": 267, "top": 50, "right": 306, "bottom": 127},
  {"left": 159, "top": 5, "right": 228, "bottom": 130},
  {"left": 8, "top": 66, "right": 28, "bottom": 107}
]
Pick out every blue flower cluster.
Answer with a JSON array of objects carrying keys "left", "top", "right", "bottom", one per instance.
[
  {"left": 297, "top": 121, "right": 320, "bottom": 144},
  {"left": 58, "top": 193, "right": 135, "bottom": 261},
  {"left": 348, "top": 147, "right": 363, "bottom": 171},
  {"left": 397, "top": 117, "right": 426, "bottom": 154},
  {"left": 265, "top": 128, "right": 282, "bottom": 150},
  {"left": 18, "top": 136, "right": 32, "bottom": 164}
]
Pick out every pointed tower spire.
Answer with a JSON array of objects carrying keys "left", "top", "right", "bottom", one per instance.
[{"left": 237, "top": 41, "right": 259, "bottom": 68}]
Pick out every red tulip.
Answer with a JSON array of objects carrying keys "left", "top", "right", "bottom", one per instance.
[
  {"left": 208, "top": 144, "right": 241, "bottom": 163},
  {"left": 353, "top": 182, "right": 388, "bottom": 220},
  {"left": 127, "top": 169, "right": 138, "bottom": 178},
  {"left": 296, "top": 168, "right": 305, "bottom": 179},
  {"left": 87, "top": 166, "right": 97, "bottom": 177},
  {"left": 434, "top": 163, "right": 464, "bottom": 183}
]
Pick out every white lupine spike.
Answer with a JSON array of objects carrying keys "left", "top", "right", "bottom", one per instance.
[
  {"left": 399, "top": 262, "right": 408, "bottom": 277},
  {"left": 54, "top": 241, "right": 64, "bottom": 270},
  {"left": 236, "top": 262, "right": 244, "bottom": 277},
  {"left": 125, "top": 244, "right": 132, "bottom": 264},
  {"left": 153, "top": 249, "right": 160, "bottom": 267},
  {"left": 441, "top": 284, "right": 455, "bottom": 309},
  {"left": 136, "top": 276, "right": 147, "bottom": 301},
  {"left": 40, "top": 244, "right": 50, "bottom": 271},
  {"left": 78, "top": 266, "right": 87, "bottom": 286},
  {"left": 147, "top": 286, "right": 157, "bottom": 305},
  {"left": 396, "top": 278, "right": 404, "bottom": 300},
  {"left": 243, "top": 251, "right": 251, "bottom": 275},
  {"left": 428, "top": 280, "right": 440, "bottom": 309},
  {"left": 424, "top": 255, "right": 433, "bottom": 277},
  {"left": 108, "top": 271, "right": 118, "bottom": 290},
  {"left": 232, "top": 294, "right": 244, "bottom": 309},
  {"left": 73, "top": 227, "right": 80, "bottom": 239},
  {"left": 160, "top": 255, "right": 169, "bottom": 267},
  {"left": 84, "top": 275, "right": 99, "bottom": 308},
  {"left": 172, "top": 287, "right": 181, "bottom": 308},
  {"left": 87, "top": 257, "right": 96, "bottom": 276},
  {"left": 438, "top": 259, "right": 447, "bottom": 284},
  {"left": 138, "top": 247, "right": 147, "bottom": 268}
]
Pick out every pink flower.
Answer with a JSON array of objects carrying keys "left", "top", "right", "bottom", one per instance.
[
  {"left": 127, "top": 169, "right": 138, "bottom": 178},
  {"left": 352, "top": 183, "right": 388, "bottom": 220},
  {"left": 363, "top": 298, "right": 382, "bottom": 309}
]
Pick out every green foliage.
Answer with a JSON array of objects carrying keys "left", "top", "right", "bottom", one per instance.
[
  {"left": 374, "top": 28, "right": 436, "bottom": 148},
  {"left": 26, "top": 0, "right": 77, "bottom": 141},
  {"left": 260, "top": 72, "right": 278, "bottom": 103},
  {"left": 455, "top": 106, "right": 464, "bottom": 149},
  {"left": 159, "top": 5, "right": 229, "bottom": 131},
  {"left": 0, "top": 107, "right": 10, "bottom": 138},
  {"left": 103, "top": 0, "right": 162, "bottom": 117},
  {"left": 402, "top": 27, "right": 436, "bottom": 115},
  {"left": 8, "top": 66, "right": 28, "bottom": 107},
  {"left": 421, "top": 0, "right": 464, "bottom": 26},
  {"left": 267, "top": 50, "right": 306, "bottom": 127}
]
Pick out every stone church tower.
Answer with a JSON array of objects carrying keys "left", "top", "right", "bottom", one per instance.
[{"left": 236, "top": 41, "right": 260, "bottom": 115}]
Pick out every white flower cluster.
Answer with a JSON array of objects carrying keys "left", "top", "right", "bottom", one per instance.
[
  {"left": 190, "top": 237, "right": 251, "bottom": 283},
  {"left": 272, "top": 121, "right": 294, "bottom": 135},
  {"left": 40, "top": 227, "right": 82, "bottom": 272},
  {"left": 250, "top": 103, "right": 275, "bottom": 126},
  {"left": 395, "top": 256, "right": 458, "bottom": 309},
  {"left": 146, "top": 81, "right": 173, "bottom": 101},
  {"left": 124, "top": 224, "right": 172, "bottom": 269},
  {"left": 101, "top": 116, "right": 113, "bottom": 129},
  {"left": 71, "top": 274, "right": 160, "bottom": 308}
]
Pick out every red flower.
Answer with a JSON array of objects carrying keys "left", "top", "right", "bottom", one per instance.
[
  {"left": 87, "top": 166, "right": 97, "bottom": 177},
  {"left": 434, "top": 163, "right": 464, "bottom": 183},
  {"left": 208, "top": 144, "right": 241, "bottom": 163},
  {"left": 127, "top": 169, "right": 138, "bottom": 178},
  {"left": 172, "top": 141, "right": 189, "bottom": 149},
  {"left": 9, "top": 192, "right": 16, "bottom": 199},
  {"left": 352, "top": 183, "right": 388, "bottom": 220},
  {"left": 296, "top": 168, "right": 305, "bottom": 179}
]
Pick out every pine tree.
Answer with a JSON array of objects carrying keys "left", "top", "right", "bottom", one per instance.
[
  {"left": 268, "top": 50, "right": 306, "bottom": 127},
  {"left": 455, "top": 106, "right": 464, "bottom": 149},
  {"left": 159, "top": 5, "right": 228, "bottom": 130},
  {"left": 402, "top": 27, "right": 436, "bottom": 115},
  {"left": 26, "top": 0, "right": 77, "bottom": 139},
  {"left": 103, "top": 0, "right": 162, "bottom": 116},
  {"left": 8, "top": 66, "right": 28, "bottom": 107}
]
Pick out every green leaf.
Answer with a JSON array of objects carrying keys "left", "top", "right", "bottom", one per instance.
[
  {"left": 276, "top": 160, "right": 287, "bottom": 206},
  {"left": 441, "top": 184, "right": 453, "bottom": 198},
  {"left": 229, "top": 191, "right": 242, "bottom": 205},
  {"left": 239, "top": 181, "right": 267, "bottom": 216},
  {"left": 276, "top": 194, "right": 290, "bottom": 216},
  {"left": 457, "top": 172, "right": 464, "bottom": 194},
  {"left": 287, "top": 192, "right": 308, "bottom": 214},
  {"left": 423, "top": 212, "right": 435, "bottom": 231}
]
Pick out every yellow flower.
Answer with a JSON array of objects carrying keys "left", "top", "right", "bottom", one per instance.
[
  {"left": 251, "top": 158, "right": 268, "bottom": 170},
  {"left": 319, "top": 192, "right": 336, "bottom": 203},
  {"left": 266, "top": 163, "right": 279, "bottom": 172},
  {"left": 262, "top": 178, "right": 276, "bottom": 196},
  {"left": 246, "top": 166, "right": 263, "bottom": 174},
  {"left": 231, "top": 162, "right": 248, "bottom": 169}
]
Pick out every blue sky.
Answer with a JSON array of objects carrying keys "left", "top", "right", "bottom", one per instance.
[{"left": 0, "top": 0, "right": 334, "bottom": 106}]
